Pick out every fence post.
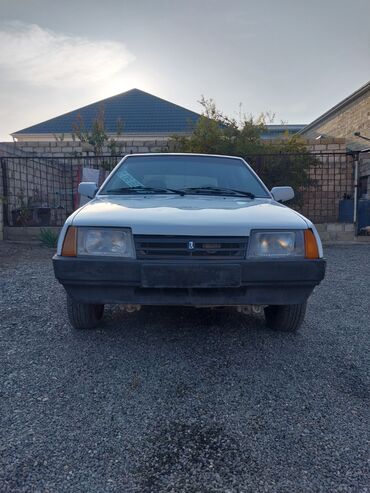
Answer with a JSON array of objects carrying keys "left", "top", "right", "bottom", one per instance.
[
  {"left": 1, "top": 158, "right": 9, "bottom": 238},
  {"left": 353, "top": 152, "right": 359, "bottom": 230}
]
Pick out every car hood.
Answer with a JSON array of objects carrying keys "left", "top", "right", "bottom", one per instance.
[{"left": 71, "top": 195, "right": 308, "bottom": 235}]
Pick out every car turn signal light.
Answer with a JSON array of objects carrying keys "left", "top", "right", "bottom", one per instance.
[
  {"left": 304, "top": 229, "right": 319, "bottom": 259},
  {"left": 61, "top": 226, "right": 77, "bottom": 256}
]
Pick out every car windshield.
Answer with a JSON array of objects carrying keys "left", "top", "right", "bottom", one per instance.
[{"left": 100, "top": 155, "right": 270, "bottom": 198}]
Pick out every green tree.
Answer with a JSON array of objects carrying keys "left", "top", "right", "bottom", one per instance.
[
  {"left": 170, "top": 97, "right": 316, "bottom": 204},
  {"left": 72, "top": 104, "right": 124, "bottom": 159}
]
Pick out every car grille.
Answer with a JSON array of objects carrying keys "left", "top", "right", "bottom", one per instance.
[{"left": 134, "top": 235, "right": 248, "bottom": 260}]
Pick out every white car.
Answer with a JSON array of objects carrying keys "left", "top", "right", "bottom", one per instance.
[{"left": 53, "top": 154, "right": 326, "bottom": 332}]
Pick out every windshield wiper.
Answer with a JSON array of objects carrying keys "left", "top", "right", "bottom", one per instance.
[
  {"left": 105, "top": 186, "right": 185, "bottom": 196},
  {"left": 105, "top": 185, "right": 254, "bottom": 198},
  {"left": 179, "top": 186, "right": 255, "bottom": 198}
]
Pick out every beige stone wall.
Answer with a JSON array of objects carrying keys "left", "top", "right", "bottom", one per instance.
[
  {"left": 302, "top": 88, "right": 370, "bottom": 147},
  {"left": 3, "top": 136, "right": 347, "bottom": 158},
  {"left": 316, "top": 222, "right": 355, "bottom": 242},
  {"left": 4, "top": 139, "right": 170, "bottom": 157}
]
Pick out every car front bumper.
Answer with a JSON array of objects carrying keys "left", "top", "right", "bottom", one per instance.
[{"left": 53, "top": 256, "right": 326, "bottom": 306}]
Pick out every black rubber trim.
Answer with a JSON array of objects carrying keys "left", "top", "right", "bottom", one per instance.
[
  {"left": 53, "top": 256, "right": 326, "bottom": 306},
  {"left": 53, "top": 256, "right": 325, "bottom": 285}
]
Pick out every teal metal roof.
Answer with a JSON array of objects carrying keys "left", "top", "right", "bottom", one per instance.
[
  {"left": 13, "top": 88, "right": 201, "bottom": 136},
  {"left": 261, "top": 124, "right": 306, "bottom": 140}
]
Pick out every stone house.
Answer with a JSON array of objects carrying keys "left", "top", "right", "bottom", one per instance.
[
  {"left": 299, "top": 80, "right": 370, "bottom": 148},
  {"left": 299, "top": 81, "right": 370, "bottom": 199}
]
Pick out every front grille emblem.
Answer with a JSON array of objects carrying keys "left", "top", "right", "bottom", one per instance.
[{"left": 188, "top": 241, "right": 195, "bottom": 250}]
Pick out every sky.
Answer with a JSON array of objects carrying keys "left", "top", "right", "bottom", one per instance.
[{"left": 0, "top": 0, "right": 369, "bottom": 141}]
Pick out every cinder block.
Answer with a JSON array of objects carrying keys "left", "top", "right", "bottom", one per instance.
[
  {"left": 4, "top": 227, "right": 24, "bottom": 238},
  {"left": 318, "top": 232, "right": 330, "bottom": 241},
  {"left": 315, "top": 223, "right": 327, "bottom": 232},
  {"left": 344, "top": 223, "right": 355, "bottom": 232},
  {"left": 327, "top": 144, "right": 341, "bottom": 150},
  {"left": 355, "top": 236, "right": 370, "bottom": 243},
  {"left": 336, "top": 232, "right": 355, "bottom": 241},
  {"left": 327, "top": 223, "right": 344, "bottom": 232}
]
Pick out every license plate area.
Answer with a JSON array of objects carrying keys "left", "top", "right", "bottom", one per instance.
[{"left": 141, "top": 264, "right": 241, "bottom": 288}]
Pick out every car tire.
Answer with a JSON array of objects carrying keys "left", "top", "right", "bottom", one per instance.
[
  {"left": 264, "top": 302, "right": 307, "bottom": 333},
  {"left": 67, "top": 296, "right": 104, "bottom": 329}
]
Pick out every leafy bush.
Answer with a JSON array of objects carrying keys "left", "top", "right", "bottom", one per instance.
[
  {"left": 39, "top": 228, "right": 59, "bottom": 248},
  {"left": 72, "top": 104, "right": 123, "bottom": 156},
  {"left": 170, "top": 97, "right": 316, "bottom": 197}
]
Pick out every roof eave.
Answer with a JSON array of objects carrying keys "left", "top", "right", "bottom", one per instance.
[{"left": 299, "top": 80, "right": 370, "bottom": 135}]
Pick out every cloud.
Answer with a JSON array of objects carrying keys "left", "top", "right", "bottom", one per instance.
[{"left": 0, "top": 21, "right": 135, "bottom": 89}]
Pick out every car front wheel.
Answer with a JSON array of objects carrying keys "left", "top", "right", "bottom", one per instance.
[
  {"left": 67, "top": 296, "right": 104, "bottom": 329},
  {"left": 264, "top": 302, "right": 307, "bottom": 333}
]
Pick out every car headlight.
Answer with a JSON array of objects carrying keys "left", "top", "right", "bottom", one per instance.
[
  {"left": 248, "top": 230, "right": 305, "bottom": 258},
  {"left": 77, "top": 227, "right": 135, "bottom": 257}
]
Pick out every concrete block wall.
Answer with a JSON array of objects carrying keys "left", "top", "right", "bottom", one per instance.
[
  {"left": 3, "top": 139, "right": 170, "bottom": 158},
  {"left": 306, "top": 139, "right": 347, "bottom": 153},
  {"left": 316, "top": 223, "right": 355, "bottom": 242},
  {"left": 3, "top": 226, "right": 61, "bottom": 243}
]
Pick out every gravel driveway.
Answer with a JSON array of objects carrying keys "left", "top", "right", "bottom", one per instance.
[{"left": 0, "top": 242, "right": 369, "bottom": 492}]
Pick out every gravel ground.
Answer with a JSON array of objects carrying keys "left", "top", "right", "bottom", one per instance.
[{"left": 0, "top": 242, "right": 369, "bottom": 493}]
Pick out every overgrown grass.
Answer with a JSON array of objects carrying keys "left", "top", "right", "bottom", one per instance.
[{"left": 39, "top": 228, "right": 59, "bottom": 248}]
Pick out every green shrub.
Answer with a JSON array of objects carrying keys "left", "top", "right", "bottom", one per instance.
[
  {"left": 170, "top": 97, "right": 317, "bottom": 196},
  {"left": 39, "top": 228, "right": 59, "bottom": 248}
]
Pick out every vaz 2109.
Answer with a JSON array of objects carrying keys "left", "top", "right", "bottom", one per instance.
[{"left": 53, "top": 154, "right": 326, "bottom": 332}]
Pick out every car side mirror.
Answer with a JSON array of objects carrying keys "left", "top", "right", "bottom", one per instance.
[
  {"left": 78, "top": 182, "right": 98, "bottom": 199},
  {"left": 270, "top": 186, "right": 295, "bottom": 202}
]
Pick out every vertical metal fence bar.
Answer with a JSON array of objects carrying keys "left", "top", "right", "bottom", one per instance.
[
  {"left": 353, "top": 152, "right": 359, "bottom": 227},
  {"left": 1, "top": 158, "right": 9, "bottom": 226}
]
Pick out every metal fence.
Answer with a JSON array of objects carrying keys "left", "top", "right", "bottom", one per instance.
[
  {"left": 1, "top": 152, "right": 355, "bottom": 227},
  {"left": 1, "top": 155, "right": 120, "bottom": 227},
  {"left": 247, "top": 152, "right": 355, "bottom": 223}
]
